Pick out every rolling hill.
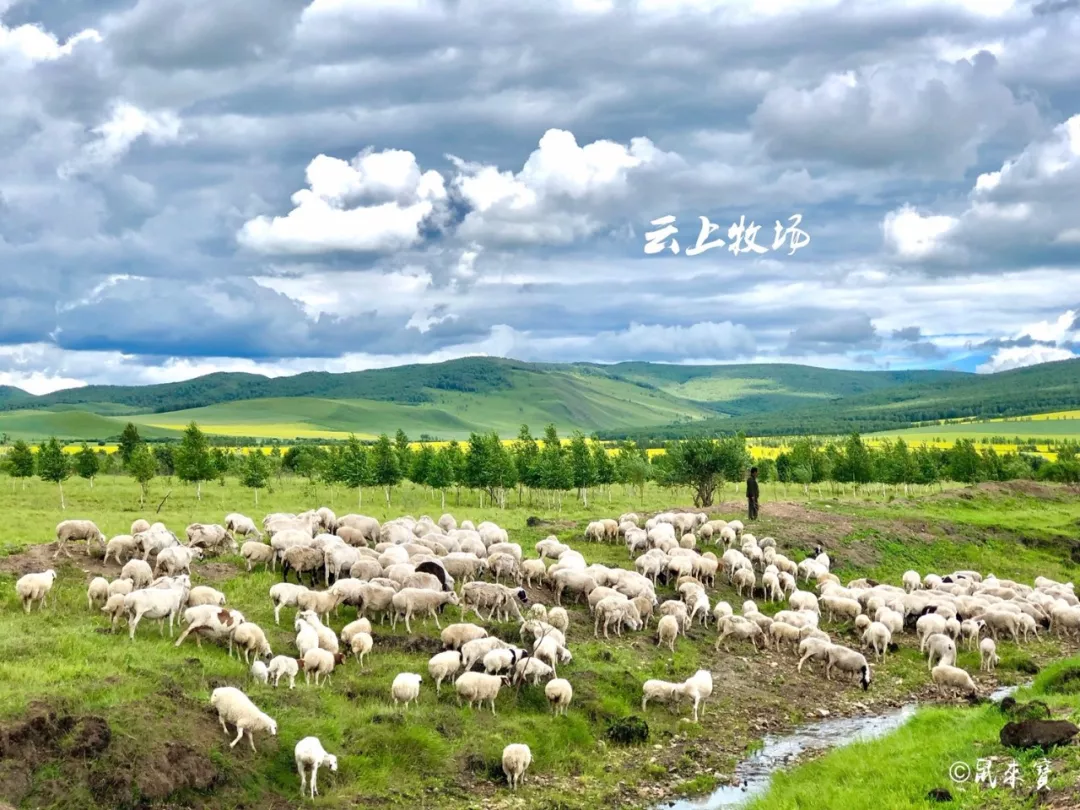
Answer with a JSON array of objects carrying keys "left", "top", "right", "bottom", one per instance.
[{"left": 0, "top": 355, "right": 1073, "bottom": 442}]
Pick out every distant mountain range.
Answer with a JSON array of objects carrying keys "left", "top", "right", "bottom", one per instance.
[{"left": 0, "top": 356, "right": 1076, "bottom": 441}]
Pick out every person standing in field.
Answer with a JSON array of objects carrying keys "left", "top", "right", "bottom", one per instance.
[{"left": 746, "top": 466, "right": 759, "bottom": 521}]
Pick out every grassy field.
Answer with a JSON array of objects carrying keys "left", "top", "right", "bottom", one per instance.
[{"left": 0, "top": 478, "right": 1078, "bottom": 809}]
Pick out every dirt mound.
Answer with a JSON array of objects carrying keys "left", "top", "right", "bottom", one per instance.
[{"left": 380, "top": 634, "right": 443, "bottom": 654}]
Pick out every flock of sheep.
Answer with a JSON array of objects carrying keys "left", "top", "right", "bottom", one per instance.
[{"left": 12, "top": 507, "right": 1079, "bottom": 799}]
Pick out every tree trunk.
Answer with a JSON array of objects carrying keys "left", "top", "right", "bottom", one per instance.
[
  {"left": 255, "top": 487, "right": 259, "bottom": 506},
  {"left": 59, "top": 481, "right": 65, "bottom": 510},
  {"left": 90, "top": 476, "right": 94, "bottom": 489},
  {"left": 359, "top": 486, "right": 363, "bottom": 508},
  {"left": 441, "top": 489, "right": 446, "bottom": 510},
  {"left": 384, "top": 485, "right": 390, "bottom": 507},
  {"left": 582, "top": 487, "right": 587, "bottom": 508},
  {"left": 196, "top": 480, "right": 202, "bottom": 501}
]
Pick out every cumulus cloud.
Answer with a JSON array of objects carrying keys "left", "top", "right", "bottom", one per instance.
[
  {"left": 237, "top": 148, "right": 448, "bottom": 254},
  {"left": 975, "top": 308, "right": 1079, "bottom": 371},
  {"left": 58, "top": 101, "right": 184, "bottom": 178},
  {"left": 976, "top": 345, "right": 1076, "bottom": 372}
]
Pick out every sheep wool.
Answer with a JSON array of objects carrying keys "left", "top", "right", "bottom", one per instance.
[{"left": 502, "top": 743, "right": 532, "bottom": 790}]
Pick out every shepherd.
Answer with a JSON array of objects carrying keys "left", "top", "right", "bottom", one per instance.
[{"left": 746, "top": 466, "right": 759, "bottom": 521}]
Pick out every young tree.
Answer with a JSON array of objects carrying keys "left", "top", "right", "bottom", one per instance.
[
  {"left": 512, "top": 425, "right": 541, "bottom": 504},
  {"left": 615, "top": 441, "right": 650, "bottom": 502},
  {"left": 175, "top": 421, "right": 215, "bottom": 499},
  {"left": 394, "top": 429, "right": 413, "bottom": 479},
  {"left": 445, "top": 441, "right": 466, "bottom": 501},
  {"left": 37, "top": 437, "right": 71, "bottom": 509},
  {"left": 664, "top": 436, "right": 749, "bottom": 507},
  {"left": 410, "top": 443, "right": 435, "bottom": 488},
  {"left": 428, "top": 444, "right": 455, "bottom": 509},
  {"left": 7, "top": 439, "right": 35, "bottom": 489},
  {"left": 118, "top": 423, "right": 142, "bottom": 469},
  {"left": 153, "top": 444, "right": 176, "bottom": 476},
  {"left": 591, "top": 442, "right": 616, "bottom": 501},
  {"left": 568, "top": 431, "right": 596, "bottom": 506},
  {"left": 371, "top": 433, "right": 402, "bottom": 506},
  {"left": 337, "top": 436, "right": 371, "bottom": 508},
  {"left": 838, "top": 432, "right": 873, "bottom": 484},
  {"left": 74, "top": 442, "right": 101, "bottom": 488},
  {"left": 240, "top": 449, "right": 270, "bottom": 505},
  {"left": 538, "top": 424, "right": 572, "bottom": 505},
  {"left": 128, "top": 442, "right": 157, "bottom": 506}
]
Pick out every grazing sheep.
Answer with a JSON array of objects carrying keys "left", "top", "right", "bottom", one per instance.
[
  {"left": 502, "top": 743, "right": 532, "bottom": 790},
  {"left": 917, "top": 613, "right": 949, "bottom": 647},
  {"left": 522, "top": 559, "right": 548, "bottom": 588},
  {"left": 102, "top": 593, "right": 128, "bottom": 631},
  {"left": 716, "top": 615, "right": 763, "bottom": 652},
  {"left": 769, "top": 621, "right": 803, "bottom": 653},
  {"left": 302, "top": 648, "right": 346, "bottom": 686},
  {"left": 124, "top": 580, "right": 189, "bottom": 639},
  {"left": 269, "top": 655, "right": 299, "bottom": 689},
  {"left": 282, "top": 546, "right": 325, "bottom": 587},
  {"left": 462, "top": 637, "right": 509, "bottom": 670},
  {"left": 209, "top": 686, "right": 277, "bottom": 752},
  {"left": 17, "top": 570, "right": 57, "bottom": 613},
  {"left": 455, "top": 672, "right": 504, "bottom": 713},
  {"left": 269, "top": 583, "right": 310, "bottom": 625},
  {"left": 186, "top": 523, "right": 235, "bottom": 555},
  {"left": 187, "top": 586, "right": 226, "bottom": 608},
  {"left": 295, "top": 589, "right": 342, "bottom": 625},
  {"left": 103, "top": 535, "right": 138, "bottom": 565},
  {"left": 340, "top": 618, "right": 372, "bottom": 645},
  {"left": 797, "top": 638, "right": 833, "bottom": 673},
  {"left": 545, "top": 678, "right": 573, "bottom": 716},
  {"left": 131, "top": 519, "right": 151, "bottom": 536},
  {"left": 295, "top": 736, "right": 338, "bottom": 799},
  {"left": 231, "top": 622, "right": 273, "bottom": 664},
  {"left": 656, "top": 615, "right": 680, "bottom": 653},
  {"left": 825, "top": 646, "right": 872, "bottom": 690},
  {"left": 241, "top": 541, "right": 275, "bottom": 572},
  {"left": 529, "top": 603, "right": 548, "bottom": 620},
  {"left": 174, "top": 606, "right": 244, "bottom": 649},
  {"left": 251, "top": 661, "right": 269, "bottom": 685},
  {"left": 547, "top": 606, "right": 569, "bottom": 632},
  {"left": 979, "top": 638, "right": 999, "bottom": 672},
  {"left": 120, "top": 559, "right": 153, "bottom": 589},
  {"left": 428, "top": 651, "right": 463, "bottom": 694},
  {"left": 441, "top": 623, "right": 488, "bottom": 651},
  {"left": 732, "top": 568, "right": 756, "bottom": 598},
  {"left": 54, "top": 519, "right": 106, "bottom": 559},
  {"left": 862, "top": 622, "right": 892, "bottom": 661},
  {"left": 392, "top": 673, "right": 423, "bottom": 709},
  {"left": 225, "top": 513, "right": 262, "bottom": 541},
  {"left": 87, "top": 576, "right": 110, "bottom": 610},
  {"left": 390, "top": 588, "right": 460, "bottom": 633},
  {"left": 532, "top": 636, "right": 572, "bottom": 677},
  {"left": 931, "top": 664, "right": 977, "bottom": 698},
  {"left": 515, "top": 656, "right": 554, "bottom": 685},
  {"left": 641, "top": 679, "right": 686, "bottom": 713},
  {"left": 154, "top": 545, "right": 204, "bottom": 577}
]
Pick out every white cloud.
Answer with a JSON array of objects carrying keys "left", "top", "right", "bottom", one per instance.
[
  {"left": 58, "top": 102, "right": 184, "bottom": 178},
  {"left": 238, "top": 148, "right": 447, "bottom": 254},
  {"left": 976, "top": 345, "right": 1077, "bottom": 373},
  {"left": 882, "top": 205, "right": 959, "bottom": 259},
  {"left": 1021, "top": 309, "right": 1077, "bottom": 343},
  {"left": 0, "top": 21, "right": 100, "bottom": 65}
]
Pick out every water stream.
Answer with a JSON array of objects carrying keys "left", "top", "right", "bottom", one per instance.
[{"left": 657, "top": 684, "right": 1022, "bottom": 810}]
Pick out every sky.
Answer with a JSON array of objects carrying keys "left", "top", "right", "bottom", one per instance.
[{"left": 1, "top": 0, "right": 1079, "bottom": 395}]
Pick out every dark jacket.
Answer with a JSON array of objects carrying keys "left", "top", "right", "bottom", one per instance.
[{"left": 746, "top": 476, "right": 759, "bottom": 499}]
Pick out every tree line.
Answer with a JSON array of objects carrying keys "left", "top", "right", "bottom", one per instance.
[{"left": 3, "top": 422, "right": 1078, "bottom": 510}]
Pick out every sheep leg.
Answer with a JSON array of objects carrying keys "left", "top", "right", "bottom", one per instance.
[
  {"left": 298, "top": 761, "right": 307, "bottom": 797},
  {"left": 247, "top": 729, "right": 257, "bottom": 752},
  {"left": 229, "top": 726, "right": 245, "bottom": 748},
  {"left": 311, "top": 762, "right": 319, "bottom": 797}
]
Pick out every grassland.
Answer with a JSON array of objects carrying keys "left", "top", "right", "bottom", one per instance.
[{"left": 1, "top": 476, "right": 1079, "bottom": 809}]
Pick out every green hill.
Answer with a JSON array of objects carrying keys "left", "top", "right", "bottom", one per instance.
[{"left": 0, "top": 355, "right": 1074, "bottom": 442}]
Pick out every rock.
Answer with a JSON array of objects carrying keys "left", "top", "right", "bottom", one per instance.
[
  {"left": 1000, "top": 719, "right": 1079, "bottom": 750},
  {"left": 926, "top": 787, "right": 953, "bottom": 802},
  {"left": 817, "top": 709, "right": 830, "bottom": 718}
]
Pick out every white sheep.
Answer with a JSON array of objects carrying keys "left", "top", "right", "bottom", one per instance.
[
  {"left": 454, "top": 672, "right": 503, "bottom": 713},
  {"left": 269, "top": 655, "right": 299, "bottom": 689},
  {"left": 545, "top": 678, "right": 573, "bottom": 716},
  {"left": 861, "top": 622, "right": 892, "bottom": 661},
  {"left": 302, "top": 648, "right": 345, "bottom": 686},
  {"left": 16, "top": 569, "right": 57, "bottom": 613},
  {"left": 340, "top": 618, "right": 373, "bottom": 645},
  {"left": 101, "top": 593, "right": 128, "bottom": 631},
  {"left": 502, "top": 743, "right": 532, "bottom": 790},
  {"left": 295, "top": 736, "right": 338, "bottom": 799},
  {"left": 270, "top": 583, "right": 310, "bottom": 625},
  {"left": 231, "top": 622, "right": 273, "bottom": 663},
  {"left": 441, "top": 623, "right": 488, "bottom": 651},
  {"left": 241, "top": 541, "right": 275, "bottom": 572},
  {"left": 120, "top": 559, "right": 153, "bottom": 589},
  {"left": 641, "top": 679, "right": 685, "bottom": 713},
  {"left": 825, "top": 646, "right": 871, "bottom": 690},
  {"left": 656, "top": 615, "right": 680, "bottom": 653},
  {"left": 797, "top": 638, "right": 833, "bottom": 673},
  {"left": 209, "top": 686, "right": 277, "bottom": 752},
  {"left": 295, "top": 589, "right": 342, "bottom": 625},
  {"left": 979, "top": 638, "right": 999, "bottom": 672},
  {"left": 931, "top": 664, "right": 977, "bottom": 698},
  {"left": 103, "top": 535, "right": 138, "bottom": 565},
  {"left": 547, "top": 606, "right": 569, "bottom": 632},
  {"left": 925, "top": 633, "right": 957, "bottom": 671},
  {"left": 390, "top": 588, "right": 459, "bottom": 633},
  {"left": 515, "top": 656, "right": 555, "bottom": 685},
  {"left": 124, "top": 581, "right": 189, "bottom": 639},
  {"left": 108, "top": 578, "right": 133, "bottom": 598},
  {"left": 917, "top": 613, "right": 948, "bottom": 647},
  {"left": 251, "top": 661, "right": 269, "bottom": 685},
  {"left": 154, "top": 545, "right": 204, "bottom": 577},
  {"left": 428, "top": 651, "right": 463, "bottom": 694},
  {"left": 350, "top": 632, "right": 373, "bottom": 667},
  {"left": 716, "top": 615, "right": 763, "bottom": 652},
  {"left": 392, "top": 672, "right": 423, "bottom": 709},
  {"left": 902, "top": 570, "right": 922, "bottom": 593},
  {"left": 54, "top": 519, "right": 105, "bottom": 558},
  {"left": 683, "top": 669, "right": 713, "bottom": 722},
  {"left": 87, "top": 576, "right": 110, "bottom": 610},
  {"left": 187, "top": 586, "right": 226, "bottom": 608}
]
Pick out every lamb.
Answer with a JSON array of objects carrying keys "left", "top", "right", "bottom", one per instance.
[
  {"left": 529, "top": 603, "right": 548, "bottom": 621},
  {"left": 269, "top": 583, "right": 310, "bottom": 624},
  {"left": 173, "top": 605, "right": 244, "bottom": 649},
  {"left": 545, "top": 678, "right": 573, "bottom": 716},
  {"left": 295, "top": 736, "right": 338, "bottom": 799},
  {"left": 732, "top": 568, "right": 756, "bottom": 598},
  {"left": 282, "top": 546, "right": 325, "bottom": 587},
  {"left": 656, "top": 615, "right": 680, "bottom": 653},
  {"left": 536, "top": 536, "right": 570, "bottom": 560},
  {"left": 241, "top": 541, "right": 275, "bottom": 572},
  {"left": 532, "top": 636, "right": 572, "bottom": 677},
  {"left": 54, "top": 519, "right": 106, "bottom": 559},
  {"left": 87, "top": 576, "right": 110, "bottom": 610},
  {"left": 683, "top": 669, "right": 713, "bottom": 722},
  {"left": 296, "top": 610, "right": 338, "bottom": 654},
  {"left": 341, "top": 618, "right": 373, "bottom": 645},
  {"left": 154, "top": 545, "right": 204, "bottom": 577},
  {"left": 462, "top": 637, "right": 510, "bottom": 670},
  {"left": 390, "top": 588, "right": 460, "bottom": 633},
  {"left": 641, "top": 679, "right": 686, "bottom": 712},
  {"left": 103, "top": 535, "right": 138, "bottom": 565},
  {"left": 716, "top": 615, "right": 763, "bottom": 652},
  {"left": 120, "top": 559, "right": 153, "bottom": 589},
  {"left": 485, "top": 647, "right": 527, "bottom": 676},
  {"left": 301, "top": 648, "right": 346, "bottom": 686},
  {"left": 931, "top": 663, "right": 977, "bottom": 698},
  {"left": 101, "top": 594, "right": 129, "bottom": 631},
  {"left": 441, "top": 623, "right": 488, "bottom": 651},
  {"left": 502, "top": 743, "right": 532, "bottom": 790},
  {"left": 231, "top": 622, "right": 273, "bottom": 663},
  {"left": 522, "top": 559, "right": 548, "bottom": 588},
  {"left": 515, "top": 656, "right": 555, "bottom": 685},
  {"left": 392, "top": 673, "right": 423, "bottom": 709},
  {"left": 455, "top": 672, "right": 504, "bottom": 713},
  {"left": 295, "top": 619, "right": 320, "bottom": 659},
  {"left": 428, "top": 651, "right": 463, "bottom": 694},
  {"left": 251, "top": 661, "right": 269, "bottom": 685},
  {"left": 269, "top": 655, "right": 300, "bottom": 689},
  {"left": 187, "top": 523, "right": 236, "bottom": 555},
  {"left": 961, "top": 619, "right": 984, "bottom": 650},
  {"left": 295, "top": 589, "right": 342, "bottom": 625},
  {"left": 16, "top": 570, "right": 57, "bottom": 613},
  {"left": 185, "top": 586, "right": 225, "bottom": 609},
  {"left": 825, "top": 646, "right": 871, "bottom": 690},
  {"left": 861, "top": 622, "right": 891, "bottom": 661},
  {"left": 821, "top": 595, "right": 862, "bottom": 623},
  {"left": 131, "top": 519, "right": 151, "bottom": 536},
  {"left": 789, "top": 590, "right": 819, "bottom": 613},
  {"left": 349, "top": 632, "right": 373, "bottom": 667},
  {"left": 979, "top": 637, "right": 999, "bottom": 672},
  {"left": 209, "top": 686, "right": 277, "bottom": 752},
  {"left": 769, "top": 621, "right": 803, "bottom": 653}
]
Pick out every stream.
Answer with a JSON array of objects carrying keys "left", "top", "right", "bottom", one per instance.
[{"left": 657, "top": 684, "right": 1022, "bottom": 810}]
